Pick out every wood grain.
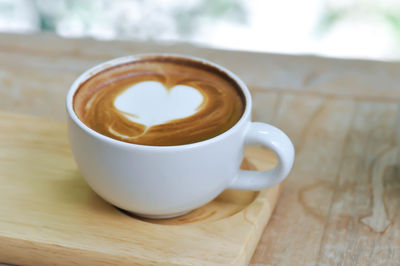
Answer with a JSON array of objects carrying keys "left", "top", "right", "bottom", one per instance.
[
  {"left": 0, "top": 33, "right": 400, "bottom": 122},
  {"left": 0, "top": 112, "right": 280, "bottom": 266},
  {"left": 250, "top": 93, "right": 399, "bottom": 265},
  {"left": 0, "top": 33, "right": 399, "bottom": 265}
]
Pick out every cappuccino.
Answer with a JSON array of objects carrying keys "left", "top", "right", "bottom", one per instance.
[{"left": 73, "top": 56, "right": 245, "bottom": 146}]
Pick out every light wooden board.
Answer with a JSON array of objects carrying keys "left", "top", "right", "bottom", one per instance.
[
  {"left": 0, "top": 112, "right": 280, "bottom": 266},
  {"left": 0, "top": 33, "right": 400, "bottom": 265}
]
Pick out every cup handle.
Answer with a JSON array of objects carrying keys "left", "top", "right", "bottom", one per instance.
[{"left": 228, "top": 122, "right": 295, "bottom": 190}]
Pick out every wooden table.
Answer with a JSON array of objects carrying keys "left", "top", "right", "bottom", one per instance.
[{"left": 1, "top": 33, "right": 399, "bottom": 265}]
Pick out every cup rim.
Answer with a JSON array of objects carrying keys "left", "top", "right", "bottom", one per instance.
[{"left": 66, "top": 53, "right": 252, "bottom": 151}]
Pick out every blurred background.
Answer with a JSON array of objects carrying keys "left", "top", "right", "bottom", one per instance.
[{"left": 0, "top": 0, "right": 400, "bottom": 60}]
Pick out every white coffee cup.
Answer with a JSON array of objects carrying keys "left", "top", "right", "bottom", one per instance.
[{"left": 66, "top": 54, "right": 295, "bottom": 218}]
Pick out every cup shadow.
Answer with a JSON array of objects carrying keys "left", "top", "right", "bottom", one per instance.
[{"left": 120, "top": 157, "right": 260, "bottom": 225}]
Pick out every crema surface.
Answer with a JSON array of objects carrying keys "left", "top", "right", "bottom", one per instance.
[{"left": 74, "top": 56, "right": 245, "bottom": 146}]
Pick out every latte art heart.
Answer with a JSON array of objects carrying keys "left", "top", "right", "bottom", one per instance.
[
  {"left": 73, "top": 56, "right": 245, "bottom": 146},
  {"left": 114, "top": 81, "right": 204, "bottom": 128}
]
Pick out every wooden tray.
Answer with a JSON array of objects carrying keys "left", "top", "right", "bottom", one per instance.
[{"left": 0, "top": 112, "right": 281, "bottom": 266}]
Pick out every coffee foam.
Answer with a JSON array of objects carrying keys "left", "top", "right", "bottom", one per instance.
[
  {"left": 114, "top": 81, "right": 204, "bottom": 128},
  {"left": 73, "top": 56, "right": 245, "bottom": 146}
]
